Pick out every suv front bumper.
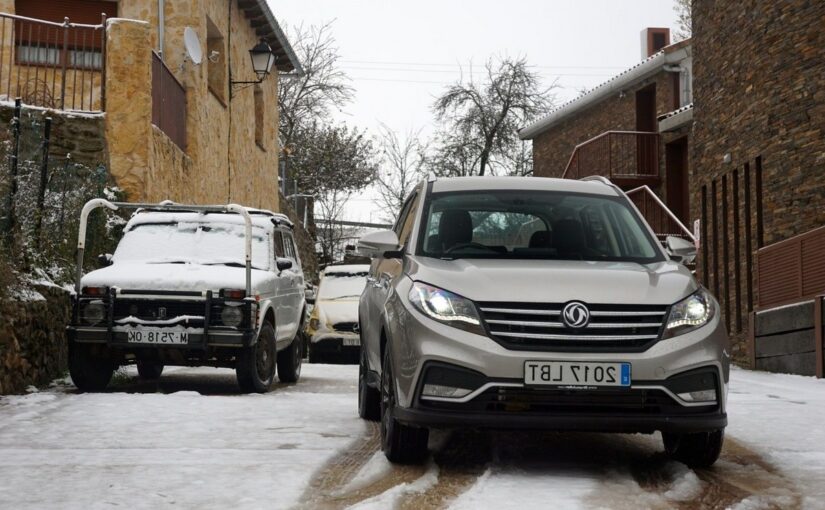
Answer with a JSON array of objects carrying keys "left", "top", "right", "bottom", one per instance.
[{"left": 68, "top": 326, "right": 257, "bottom": 348}]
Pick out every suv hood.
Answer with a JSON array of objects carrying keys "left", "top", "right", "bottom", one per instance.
[
  {"left": 316, "top": 299, "right": 359, "bottom": 326},
  {"left": 81, "top": 263, "right": 272, "bottom": 293},
  {"left": 406, "top": 258, "right": 697, "bottom": 305}
]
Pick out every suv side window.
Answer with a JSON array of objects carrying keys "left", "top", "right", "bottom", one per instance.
[
  {"left": 274, "top": 230, "right": 285, "bottom": 258},
  {"left": 283, "top": 232, "right": 300, "bottom": 265},
  {"left": 395, "top": 186, "right": 422, "bottom": 250}
]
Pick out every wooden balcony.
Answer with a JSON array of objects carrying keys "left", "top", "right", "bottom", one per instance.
[{"left": 562, "top": 131, "right": 660, "bottom": 188}]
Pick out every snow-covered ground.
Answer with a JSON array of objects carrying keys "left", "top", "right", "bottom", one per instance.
[{"left": 0, "top": 365, "right": 824, "bottom": 509}]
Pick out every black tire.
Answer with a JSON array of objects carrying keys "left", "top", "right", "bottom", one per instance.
[
  {"left": 663, "top": 429, "right": 725, "bottom": 468},
  {"left": 136, "top": 361, "right": 164, "bottom": 380},
  {"left": 358, "top": 346, "right": 381, "bottom": 421},
  {"left": 380, "top": 347, "right": 428, "bottom": 464},
  {"left": 68, "top": 342, "right": 114, "bottom": 392},
  {"left": 236, "top": 322, "right": 277, "bottom": 393},
  {"left": 277, "top": 332, "right": 303, "bottom": 383}
]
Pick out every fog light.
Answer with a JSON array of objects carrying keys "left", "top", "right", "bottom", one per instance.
[
  {"left": 221, "top": 305, "right": 243, "bottom": 327},
  {"left": 677, "top": 389, "right": 717, "bottom": 403},
  {"left": 82, "top": 302, "right": 106, "bottom": 325},
  {"left": 422, "top": 384, "right": 473, "bottom": 399}
]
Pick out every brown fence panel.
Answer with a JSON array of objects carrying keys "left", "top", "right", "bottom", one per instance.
[
  {"left": 756, "top": 225, "right": 825, "bottom": 310},
  {"left": 0, "top": 13, "right": 105, "bottom": 111},
  {"left": 151, "top": 52, "right": 186, "bottom": 150}
]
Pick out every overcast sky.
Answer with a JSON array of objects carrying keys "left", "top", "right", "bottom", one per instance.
[{"left": 271, "top": 0, "right": 680, "bottom": 223}]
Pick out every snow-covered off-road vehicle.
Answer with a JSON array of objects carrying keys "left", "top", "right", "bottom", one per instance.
[{"left": 67, "top": 199, "right": 306, "bottom": 393}]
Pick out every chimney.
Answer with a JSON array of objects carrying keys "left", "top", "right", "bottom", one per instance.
[{"left": 640, "top": 28, "right": 670, "bottom": 59}]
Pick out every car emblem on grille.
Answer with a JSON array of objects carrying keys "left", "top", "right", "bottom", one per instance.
[
  {"left": 157, "top": 307, "right": 167, "bottom": 319},
  {"left": 562, "top": 302, "right": 590, "bottom": 329}
]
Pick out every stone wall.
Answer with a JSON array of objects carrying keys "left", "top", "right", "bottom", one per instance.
[
  {"left": 0, "top": 286, "right": 71, "bottom": 395},
  {"left": 691, "top": 0, "right": 825, "bottom": 357},
  {"left": 532, "top": 70, "right": 676, "bottom": 179}
]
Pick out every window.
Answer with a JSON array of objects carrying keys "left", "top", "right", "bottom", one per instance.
[
  {"left": 274, "top": 230, "right": 285, "bottom": 258},
  {"left": 254, "top": 85, "right": 265, "bottom": 149},
  {"left": 206, "top": 16, "right": 226, "bottom": 104},
  {"left": 14, "top": 0, "right": 117, "bottom": 70}
]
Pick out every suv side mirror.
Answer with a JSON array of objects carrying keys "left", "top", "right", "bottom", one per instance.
[
  {"left": 276, "top": 258, "right": 293, "bottom": 271},
  {"left": 97, "top": 253, "right": 113, "bottom": 267},
  {"left": 665, "top": 236, "right": 696, "bottom": 264},
  {"left": 357, "top": 230, "right": 401, "bottom": 258}
]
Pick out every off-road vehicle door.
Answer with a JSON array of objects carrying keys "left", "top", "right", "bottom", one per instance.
[{"left": 277, "top": 229, "right": 303, "bottom": 341}]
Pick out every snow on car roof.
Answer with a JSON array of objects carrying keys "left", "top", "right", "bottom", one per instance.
[
  {"left": 430, "top": 176, "right": 619, "bottom": 196},
  {"left": 124, "top": 209, "right": 293, "bottom": 231},
  {"left": 322, "top": 264, "right": 370, "bottom": 276}
]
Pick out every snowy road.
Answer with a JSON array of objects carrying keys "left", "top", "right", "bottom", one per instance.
[{"left": 0, "top": 365, "right": 823, "bottom": 509}]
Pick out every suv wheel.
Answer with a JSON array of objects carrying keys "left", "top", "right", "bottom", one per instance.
[
  {"left": 136, "top": 361, "right": 164, "bottom": 380},
  {"left": 358, "top": 346, "right": 380, "bottom": 421},
  {"left": 68, "top": 342, "right": 114, "bottom": 392},
  {"left": 662, "top": 429, "right": 725, "bottom": 468},
  {"left": 380, "top": 347, "right": 428, "bottom": 464},
  {"left": 237, "top": 322, "right": 277, "bottom": 393},
  {"left": 277, "top": 332, "right": 303, "bottom": 383}
]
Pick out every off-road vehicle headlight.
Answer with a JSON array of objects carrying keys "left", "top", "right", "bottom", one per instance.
[
  {"left": 221, "top": 305, "right": 243, "bottom": 327},
  {"left": 82, "top": 301, "right": 106, "bottom": 325},
  {"left": 663, "top": 288, "right": 715, "bottom": 339},
  {"left": 408, "top": 282, "right": 484, "bottom": 335}
]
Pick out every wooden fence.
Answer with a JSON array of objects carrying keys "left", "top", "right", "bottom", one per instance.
[{"left": 151, "top": 52, "right": 186, "bottom": 150}]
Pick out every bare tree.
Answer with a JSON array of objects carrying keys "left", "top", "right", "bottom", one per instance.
[
  {"left": 673, "top": 0, "right": 691, "bottom": 41},
  {"left": 278, "top": 22, "right": 354, "bottom": 157},
  {"left": 374, "top": 125, "right": 426, "bottom": 221},
  {"left": 432, "top": 57, "right": 554, "bottom": 176}
]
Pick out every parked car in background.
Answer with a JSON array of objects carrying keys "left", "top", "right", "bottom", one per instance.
[
  {"left": 305, "top": 264, "right": 369, "bottom": 363},
  {"left": 357, "top": 176, "right": 729, "bottom": 467},
  {"left": 67, "top": 200, "right": 306, "bottom": 393}
]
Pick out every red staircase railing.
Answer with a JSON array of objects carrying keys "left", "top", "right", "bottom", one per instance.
[
  {"left": 625, "top": 185, "right": 695, "bottom": 245},
  {"left": 562, "top": 131, "right": 659, "bottom": 182}
]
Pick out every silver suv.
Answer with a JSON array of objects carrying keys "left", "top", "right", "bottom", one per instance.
[{"left": 356, "top": 176, "right": 729, "bottom": 466}]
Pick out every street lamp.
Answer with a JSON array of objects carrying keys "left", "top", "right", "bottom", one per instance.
[{"left": 230, "top": 39, "right": 276, "bottom": 94}]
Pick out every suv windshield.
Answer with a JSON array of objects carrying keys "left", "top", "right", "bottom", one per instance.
[
  {"left": 113, "top": 222, "right": 271, "bottom": 270},
  {"left": 418, "top": 190, "right": 663, "bottom": 263}
]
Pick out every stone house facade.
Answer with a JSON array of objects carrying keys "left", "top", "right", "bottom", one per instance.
[
  {"left": 0, "top": 0, "right": 301, "bottom": 214},
  {"left": 691, "top": 0, "right": 825, "bottom": 374},
  {"left": 520, "top": 29, "right": 695, "bottom": 240}
]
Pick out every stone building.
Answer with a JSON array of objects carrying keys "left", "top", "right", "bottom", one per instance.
[
  {"left": 519, "top": 29, "right": 694, "bottom": 241},
  {"left": 691, "top": 0, "right": 825, "bottom": 375},
  {"left": 0, "top": 0, "right": 301, "bottom": 213}
]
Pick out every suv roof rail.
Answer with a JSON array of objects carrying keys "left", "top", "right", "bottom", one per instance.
[{"left": 579, "top": 175, "right": 614, "bottom": 186}]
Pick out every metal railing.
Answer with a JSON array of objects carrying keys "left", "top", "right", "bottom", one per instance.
[
  {"left": 562, "top": 131, "right": 659, "bottom": 181},
  {"left": 151, "top": 52, "right": 186, "bottom": 150},
  {"left": 0, "top": 13, "right": 106, "bottom": 111},
  {"left": 625, "top": 185, "right": 695, "bottom": 244},
  {"left": 755, "top": 225, "right": 825, "bottom": 310}
]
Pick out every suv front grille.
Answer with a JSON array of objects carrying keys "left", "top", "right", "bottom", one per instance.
[{"left": 478, "top": 302, "right": 668, "bottom": 352}]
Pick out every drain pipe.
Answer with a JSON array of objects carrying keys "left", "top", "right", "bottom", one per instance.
[{"left": 158, "top": 0, "right": 165, "bottom": 58}]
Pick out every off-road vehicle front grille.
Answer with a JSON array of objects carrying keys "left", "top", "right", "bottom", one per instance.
[
  {"left": 113, "top": 300, "right": 205, "bottom": 322},
  {"left": 333, "top": 322, "right": 358, "bottom": 333},
  {"left": 478, "top": 302, "right": 668, "bottom": 352}
]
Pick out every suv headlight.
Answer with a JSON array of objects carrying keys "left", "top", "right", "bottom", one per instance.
[
  {"left": 408, "top": 282, "right": 484, "bottom": 335},
  {"left": 221, "top": 305, "right": 243, "bottom": 328},
  {"left": 82, "top": 301, "right": 106, "bottom": 325},
  {"left": 663, "top": 288, "right": 715, "bottom": 339}
]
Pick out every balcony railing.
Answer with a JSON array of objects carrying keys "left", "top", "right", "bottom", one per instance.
[
  {"left": 562, "top": 131, "right": 659, "bottom": 184},
  {"left": 0, "top": 13, "right": 106, "bottom": 111},
  {"left": 151, "top": 52, "right": 186, "bottom": 150}
]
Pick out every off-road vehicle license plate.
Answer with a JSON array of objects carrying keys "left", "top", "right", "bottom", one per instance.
[
  {"left": 524, "top": 361, "right": 631, "bottom": 387},
  {"left": 126, "top": 329, "right": 189, "bottom": 345}
]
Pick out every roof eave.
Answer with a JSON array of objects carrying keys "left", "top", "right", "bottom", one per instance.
[{"left": 238, "top": 0, "right": 303, "bottom": 75}]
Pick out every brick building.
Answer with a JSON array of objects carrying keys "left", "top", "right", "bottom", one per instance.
[
  {"left": 520, "top": 29, "right": 695, "bottom": 241},
  {"left": 691, "top": 0, "right": 825, "bottom": 375}
]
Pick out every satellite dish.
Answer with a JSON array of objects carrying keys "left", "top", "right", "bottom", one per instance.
[{"left": 183, "top": 27, "right": 202, "bottom": 65}]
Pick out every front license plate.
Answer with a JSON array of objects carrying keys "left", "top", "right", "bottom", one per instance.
[
  {"left": 524, "top": 361, "right": 631, "bottom": 388},
  {"left": 342, "top": 337, "right": 360, "bottom": 346},
  {"left": 126, "top": 329, "right": 189, "bottom": 345}
]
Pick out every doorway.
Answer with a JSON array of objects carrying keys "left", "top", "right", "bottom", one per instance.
[{"left": 665, "top": 137, "right": 690, "bottom": 224}]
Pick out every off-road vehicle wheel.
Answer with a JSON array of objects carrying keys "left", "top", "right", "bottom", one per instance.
[
  {"left": 277, "top": 332, "right": 303, "bottom": 383},
  {"left": 68, "top": 342, "right": 114, "bottom": 392},
  {"left": 237, "top": 322, "right": 277, "bottom": 393},
  {"left": 380, "top": 347, "right": 428, "bottom": 464},
  {"left": 358, "top": 346, "right": 380, "bottom": 421},
  {"left": 663, "top": 429, "right": 725, "bottom": 468},
  {"left": 136, "top": 361, "right": 164, "bottom": 380}
]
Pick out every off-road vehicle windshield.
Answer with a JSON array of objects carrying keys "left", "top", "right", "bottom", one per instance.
[
  {"left": 418, "top": 190, "right": 664, "bottom": 263},
  {"left": 113, "top": 222, "right": 272, "bottom": 270}
]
